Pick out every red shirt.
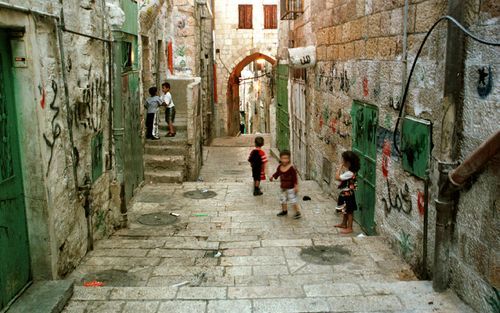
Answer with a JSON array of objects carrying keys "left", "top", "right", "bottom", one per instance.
[
  {"left": 272, "top": 165, "right": 298, "bottom": 189},
  {"left": 248, "top": 148, "right": 268, "bottom": 180}
]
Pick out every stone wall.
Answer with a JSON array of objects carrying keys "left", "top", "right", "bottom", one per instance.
[
  {"left": 213, "top": 0, "right": 279, "bottom": 136},
  {"left": 0, "top": 0, "right": 128, "bottom": 279},
  {"left": 278, "top": 1, "right": 499, "bottom": 312},
  {"left": 450, "top": 1, "right": 500, "bottom": 312}
]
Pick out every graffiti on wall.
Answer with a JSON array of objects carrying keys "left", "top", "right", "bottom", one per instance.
[
  {"left": 377, "top": 126, "right": 400, "bottom": 158},
  {"left": 399, "top": 230, "right": 413, "bottom": 258},
  {"left": 316, "top": 107, "right": 351, "bottom": 144},
  {"left": 75, "top": 66, "right": 106, "bottom": 133},
  {"left": 42, "top": 80, "right": 61, "bottom": 177},
  {"left": 477, "top": 66, "right": 493, "bottom": 99},
  {"left": 417, "top": 190, "right": 425, "bottom": 216},
  {"left": 382, "top": 178, "right": 412, "bottom": 216},
  {"left": 315, "top": 63, "right": 353, "bottom": 95},
  {"left": 174, "top": 45, "right": 188, "bottom": 70}
]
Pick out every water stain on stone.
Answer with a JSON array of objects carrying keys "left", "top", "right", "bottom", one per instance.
[{"left": 300, "top": 245, "right": 351, "bottom": 265}]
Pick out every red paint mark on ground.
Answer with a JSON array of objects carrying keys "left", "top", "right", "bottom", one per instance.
[
  {"left": 40, "top": 88, "right": 46, "bottom": 109},
  {"left": 382, "top": 139, "right": 391, "bottom": 178},
  {"left": 418, "top": 191, "right": 425, "bottom": 216},
  {"left": 83, "top": 281, "right": 105, "bottom": 287},
  {"left": 363, "top": 77, "right": 369, "bottom": 97},
  {"left": 319, "top": 116, "right": 324, "bottom": 128}
]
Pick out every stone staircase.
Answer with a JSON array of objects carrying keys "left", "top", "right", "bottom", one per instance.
[{"left": 144, "top": 113, "right": 188, "bottom": 184}]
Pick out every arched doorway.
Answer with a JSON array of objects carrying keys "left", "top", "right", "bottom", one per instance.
[{"left": 226, "top": 53, "right": 276, "bottom": 136}]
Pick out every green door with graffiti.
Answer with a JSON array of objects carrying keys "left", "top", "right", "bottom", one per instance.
[
  {"left": 0, "top": 32, "right": 31, "bottom": 310},
  {"left": 276, "top": 64, "right": 290, "bottom": 151},
  {"left": 351, "top": 101, "right": 378, "bottom": 235}
]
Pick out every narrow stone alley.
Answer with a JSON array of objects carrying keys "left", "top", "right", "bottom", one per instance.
[
  {"left": 61, "top": 137, "right": 473, "bottom": 313},
  {"left": 1, "top": 1, "right": 498, "bottom": 313}
]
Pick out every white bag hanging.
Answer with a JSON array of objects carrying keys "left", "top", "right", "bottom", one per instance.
[{"left": 288, "top": 46, "right": 316, "bottom": 68}]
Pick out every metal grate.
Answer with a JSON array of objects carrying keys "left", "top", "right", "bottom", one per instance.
[
  {"left": 280, "top": 0, "right": 304, "bottom": 20},
  {"left": 300, "top": 245, "right": 351, "bottom": 265},
  {"left": 137, "top": 212, "right": 178, "bottom": 226},
  {"left": 183, "top": 190, "right": 217, "bottom": 199}
]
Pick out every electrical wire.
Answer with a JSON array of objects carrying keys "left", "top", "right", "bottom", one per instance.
[
  {"left": 217, "top": 53, "right": 231, "bottom": 73},
  {"left": 239, "top": 72, "right": 271, "bottom": 83},
  {"left": 393, "top": 15, "right": 500, "bottom": 156}
]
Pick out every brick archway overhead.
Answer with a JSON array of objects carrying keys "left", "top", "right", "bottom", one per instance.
[
  {"left": 225, "top": 52, "right": 276, "bottom": 136},
  {"left": 230, "top": 52, "right": 276, "bottom": 79}
]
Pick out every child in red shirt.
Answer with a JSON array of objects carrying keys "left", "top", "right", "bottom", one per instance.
[
  {"left": 270, "top": 150, "right": 301, "bottom": 219},
  {"left": 248, "top": 136, "right": 268, "bottom": 196}
]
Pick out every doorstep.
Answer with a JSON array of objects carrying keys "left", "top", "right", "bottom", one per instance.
[{"left": 6, "top": 281, "right": 73, "bottom": 313}]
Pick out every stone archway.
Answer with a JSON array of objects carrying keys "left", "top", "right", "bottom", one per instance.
[{"left": 226, "top": 52, "right": 276, "bottom": 136}]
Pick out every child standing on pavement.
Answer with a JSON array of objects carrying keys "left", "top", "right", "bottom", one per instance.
[
  {"left": 271, "top": 150, "right": 301, "bottom": 219},
  {"left": 334, "top": 151, "right": 360, "bottom": 234},
  {"left": 248, "top": 136, "right": 268, "bottom": 196},
  {"left": 144, "top": 87, "right": 162, "bottom": 140},
  {"left": 161, "top": 82, "right": 176, "bottom": 137}
]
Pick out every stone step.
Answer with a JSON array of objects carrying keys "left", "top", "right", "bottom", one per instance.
[
  {"left": 145, "top": 170, "right": 184, "bottom": 184},
  {"left": 7, "top": 281, "right": 73, "bottom": 313},
  {"left": 144, "top": 145, "right": 186, "bottom": 155},
  {"left": 145, "top": 135, "right": 188, "bottom": 146},
  {"left": 158, "top": 123, "right": 188, "bottom": 132},
  {"left": 69, "top": 281, "right": 473, "bottom": 313},
  {"left": 144, "top": 154, "right": 185, "bottom": 171}
]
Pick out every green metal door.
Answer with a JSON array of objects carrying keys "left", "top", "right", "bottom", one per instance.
[
  {"left": 351, "top": 101, "right": 378, "bottom": 235},
  {"left": 123, "top": 70, "right": 144, "bottom": 202},
  {"left": 0, "top": 32, "right": 31, "bottom": 310},
  {"left": 276, "top": 64, "right": 289, "bottom": 151}
]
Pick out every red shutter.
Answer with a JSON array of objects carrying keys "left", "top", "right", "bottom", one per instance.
[
  {"left": 246, "top": 5, "right": 253, "bottom": 29},
  {"left": 239, "top": 5, "right": 245, "bottom": 29},
  {"left": 264, "top": 5, "right": 277, "bottom": 29},
  {"left": 239, "top": 5, "right": 253, "bottom": 29}
]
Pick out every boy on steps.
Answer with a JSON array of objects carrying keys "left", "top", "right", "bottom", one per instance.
[{"left": 248, "top": 136, "right": 268, "bottom": 196}]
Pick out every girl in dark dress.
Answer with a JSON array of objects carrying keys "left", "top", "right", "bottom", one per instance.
[{"left": 334, "top": 151, "right": 360, "bottom": 234}]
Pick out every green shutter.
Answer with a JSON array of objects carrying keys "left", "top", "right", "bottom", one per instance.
[{"left": 401, "top": 117, "right": 431, "bottom": 179}]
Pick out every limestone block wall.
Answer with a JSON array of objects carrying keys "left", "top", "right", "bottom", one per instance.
[
  {"left": 139, "top": 0, "right": 170, "bottom": 93},
  {"left": 214, "top": 0, "right": 279, "bottom": 136},
  {"left": 278, "top": 1, "right": 499, "bottom": 312},
  {"left": 171, "top": 0, "right": 200, "bottom": 76},
  {"left": 0, "top": 0, "right": 124, "bottom": 279},
  {"left": 450, "top": 1, "right": 500, "bottom": 312}
]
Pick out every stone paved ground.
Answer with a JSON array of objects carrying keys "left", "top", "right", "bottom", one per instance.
[{"left": 62, "top": 136, "right": 475, "bottom": 313}]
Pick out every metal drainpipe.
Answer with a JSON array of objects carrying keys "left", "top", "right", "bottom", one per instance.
[{"left": 433, "top": 0, "right": 465, "bottom": 292}]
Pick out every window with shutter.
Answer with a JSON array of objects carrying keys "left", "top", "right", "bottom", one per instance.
[
  {"left": 238, "top": 5, "right": 253, "bottom": 29},
  {"left": 264, "top": 5, "right": 278, "bottom": 29}
]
